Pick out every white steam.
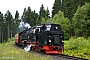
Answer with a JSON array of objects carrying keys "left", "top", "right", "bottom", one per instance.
[
  {"left": 18, "top": 22, "right": 31, "bottom": 33},
  {"left": 24, "top": 45, "right": 31, "bottom": 52},
  {"left": 19, "top": 22, "right": 31, "bottom": 29},
  {"left": 24, "top": 23, "right": 31, "bottom": 29}
]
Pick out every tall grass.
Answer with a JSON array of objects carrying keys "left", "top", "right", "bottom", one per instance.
[
  {"left": 63, "top": 37, "right": 90, "bottom": 59},
  {"left": 0, "top": 38, "right": 51, "bottom": 60}
]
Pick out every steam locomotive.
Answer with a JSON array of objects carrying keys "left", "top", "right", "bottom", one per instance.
[{"left": 15, "top": 22, "right": 64, "bottom": 54}]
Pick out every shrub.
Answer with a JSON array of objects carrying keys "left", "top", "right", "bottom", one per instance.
[{"left": 63, "top": 37, "right": 90, "bottom": 59}]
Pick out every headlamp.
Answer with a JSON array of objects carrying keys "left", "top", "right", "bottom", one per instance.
[{"left": 49, "top": 40, "right": 51, "bottom": 42}]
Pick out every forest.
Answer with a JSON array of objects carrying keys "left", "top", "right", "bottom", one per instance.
[{"left": 0, "top": 0, "right": 90, "bottom": 43}]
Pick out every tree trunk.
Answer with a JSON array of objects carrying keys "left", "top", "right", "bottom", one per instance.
[
  {"left": 0, "top": 30, "right": 1, "bottom": 43},
  {"left": 78, "top": 0, "right": 81, "bottom": 6},
  {"left": 1, "top": 31, "right": 3, "bottom": 42},
  {"left": 8, "top": 23, "right": 10, "bottom": 39}
]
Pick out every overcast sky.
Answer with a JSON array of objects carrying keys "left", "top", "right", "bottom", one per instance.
[{"left": 0, "top": 0, "right": 55, "bottom": 18}]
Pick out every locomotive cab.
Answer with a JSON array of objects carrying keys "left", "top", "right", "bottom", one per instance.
[{"left": 38, "top": 23, "right": 64, "bottom": 54}]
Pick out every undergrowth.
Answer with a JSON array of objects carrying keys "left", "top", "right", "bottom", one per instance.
[{"left": 63, "top": 37, "right": 90, "bottom": 60}]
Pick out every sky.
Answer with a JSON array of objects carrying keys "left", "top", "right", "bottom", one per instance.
[{"left": 0, "top": 0, "right": 55, "bottom": 18}]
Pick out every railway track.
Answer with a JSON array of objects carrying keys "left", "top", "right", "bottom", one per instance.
[
  {"left": 50, "top": 54, "right": 88, "bottom": 60},
  {"left": 13, "top": 44, "right": 88, "bottom": 60}
]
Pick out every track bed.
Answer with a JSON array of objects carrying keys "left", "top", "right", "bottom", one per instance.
[{"left": 13, "top": 44, "right": 88, "bottom": 60}]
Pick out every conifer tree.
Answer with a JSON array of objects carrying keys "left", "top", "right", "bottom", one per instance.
[{"left": 52, "top": 0, "right": 63, "bottom": 17}]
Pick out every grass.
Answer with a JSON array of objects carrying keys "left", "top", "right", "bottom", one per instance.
[
  {"left": 63, "top": 37, "right": 90, "bottom": 60},
  {"left": 0, "top": 38, "right": 51, "bottom": 60}
]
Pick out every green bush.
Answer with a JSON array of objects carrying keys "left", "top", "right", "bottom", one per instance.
[{"left": 63, "top": 37, "right": 90, "bottom": 59}]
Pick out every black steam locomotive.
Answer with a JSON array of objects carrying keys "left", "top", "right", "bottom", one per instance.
[{"left": 15, "top": 22, "right": 64, "bottom": 54}]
